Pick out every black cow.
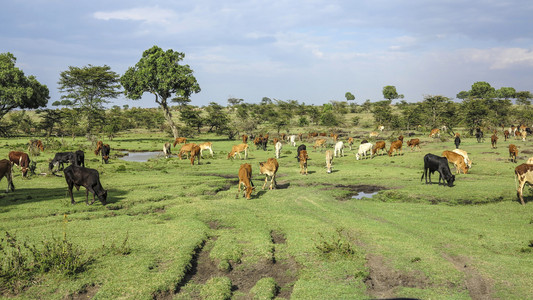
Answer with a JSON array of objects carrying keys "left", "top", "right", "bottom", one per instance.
[
  {"left": 101, "top": 144, "right": 110, "bottom": 164},
  {"left": 49, "top": 152, "right": 76, "bottom": 171},
  {"left": 64, "top": 165, "right": 107, "bottom": 205},
  {"left": 421, "top": 153, "right": 455, "bottom": 187},
  {"left": 454, "top": 136, "right": 461, "bottom": 149},
  {"left": 75, "top": 150, "right": 85, "bottom": 167},
  {"left": 296, "top": 144, "right": 307, "bottom": 162},
  {"left": 260, "top": 137, "right": 268, "bottom": 151},
  {"left": 475, "top": 129, "right": 484, "bottom": 143}
]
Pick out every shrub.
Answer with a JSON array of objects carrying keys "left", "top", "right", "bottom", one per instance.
[{"left": 314, "top": 228, "right": 357, "bottom": 259}]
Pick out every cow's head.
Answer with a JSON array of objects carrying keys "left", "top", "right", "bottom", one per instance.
[
  {"left": 227, "top": 152, "right": 234, "bottom": 160},
  {"left": 446, "top": 175, "right": 455, "bottom": 187},
  {"left": 97, "top": 190, "right": 108, "bottom": 205},
  {"left": 21, "top": 167, "right": 28, "bottom": 177},
  {"left": 245, "top": 185, "right": 255, "bottom": 199}
]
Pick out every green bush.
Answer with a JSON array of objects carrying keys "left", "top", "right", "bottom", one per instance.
[{"left": 314, "top": 228, "right": 358, "bottom": 260}]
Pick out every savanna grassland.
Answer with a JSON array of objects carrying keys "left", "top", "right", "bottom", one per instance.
[{"left": 1, "top": 122, "right": 533, "bottom": 299}]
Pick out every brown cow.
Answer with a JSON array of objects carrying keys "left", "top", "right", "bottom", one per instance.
[
  {"left": 372, "top": 141, "right": 386, "bottom": 157},
  {"left": 509, "top": 144, "right": 518, "bottom": 163},
  {"left": 190, "top": 145, "right": 201, "bottom": 165},
  {"left": 515, "top": 130, "right": 521, "bottom": 140},
  {"left": 369, "top": 131, "right": 379, "bottom": 138},
  {"left": 8, "top": 151, "right": 30, "bottom": 177},
  {"left": 198, "top": 142, "right": 214, "bottom": 158},
  {"left": 259, "top": 158, "right": 279, "bottom": 190},
  {"left": 429, "top": 128, "right": 440, "bottom": 138},
  {"left": 228, "top": 144, "right": 249, "bottom": 160},
  {"left": 504, "top": 130, "right": 510, "bottom": 141},
  {"left": 178, "top": 143, "right": 197, "bottom": 159},
  {"left": 346, "top": 137, "right": 354, "bottom": 150},
  {"left": 0, "top": 159, "right": 15, "bottom": 192},
  {"left": 406, "top": 138, "right": 420, "bottom": 151},
  {"left": 491, "top": 134, "right": 498, "bottom": 149},
  {"left": 299, "top": 150, "right": 309, "bottom": 175},
  {"left": 29, "top": 139, "right": 44, "bottom": 152},
  {"left": 515, "top": 163, "right": 533, "bottom": 205},
  {"left": 442, "top": 150, "right": 468, "bottom": 174},
  {"left": 236, "top": 163, "right": 254, "bottom": 199},
  {"left": 95, "top": 140, "right": 103, "bottom": 155},
  {"left": 388, "top": 140, "right": 403, "bottom": 157},
  {"left": 313, "top": 139, "right": 327, "bottom": 150},
  {"left": 242, "top": 134, "right": 248, "bottom": 144},
  {"left": 173, "top": 137, "right": 188, "bottom": 147},
  {"left": 522, "top": 130, "right": 527, "bottom": 142}
]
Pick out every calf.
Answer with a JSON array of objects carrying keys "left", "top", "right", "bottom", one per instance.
[
  {"left": 421, "top": 153, "right": 455, "bottom": 187},
  {"left": 198, "top": 142, "right": 214, "bottom": 158},
  {"left": 190, "top": 145, "right": 201, "bottom": 165},
  {"left": 8, "top": 151, "right": 30, "bottom": 177},
  {"left": 442, "top": 150, "right": 468, "bottom": 174},
  {"left": 313, "top": 139, "right": 327, "bottom": 151},
  {"left": 163, "top": 142, "right": 172, "bottom": 158},
  {"left": 515, "top": 163, "right": 533, "bottom": 205},
  {"left": 454, "top": 135, "right": 461, "bottom": 149},
  {"left": 429, "top": 128, "right": 440, "bottom": 138},
  {"left": 491, "top": 134, "right": 498, "bottom": 149},
  {"left": 334, "top": 141, "right": 344, "bottom": 157},
  {"left": 179, "top": 143, "right": 197, "bottom": 159},
  {"left": 388, "top": 140, "right": 403, "bottom": 157},
  {"left": 296, "top": 144, "right": 306, "bottom": 162},
  {"left": 346, "top": 137, "right": 354, "bottom": 150},
  {"left": 407, "top": 138, "right": 420, "bottom": 151},
  {"left": 509, "top": 144, "right": 518, "bottom": 163},
  {"left": 259, "top": 158, "right": 279, "bottom": 190},
  {"left": 371, "top": 141, "right": 386, "bottom": 157},
  {"left": 64, "top": 165, "right": 107, "bottom": 205},
  {"left": 49, "top": 152, "right": 76, "bottom": 171},
  {"left": 325, "top": 150, "right": 333, "bottom": 174},
  {"left": 299, "top": 150, "right": 309, "bottom": 175},
  {"left": 236, "top": 163, "right": 254, "bottom": 199},
  {"left": 0, "top": 159, "right": 15, "bottom": 192},
  {"left": 504, "top": 130, "right": 510, "bottom": 141},
  {"left": 228, "top": 144, "right": 249, "bottom": 160},
  {"left": 275, "top": 141, "right": 282, "bottom": 159},
  {"left": 75, "top": 150, "right": 85, "bottom": 167},
  {"left": 356, "top": 143, "right": 373, "bottom": 160},
  {"left": 452, "top": 149, "right": 472, "bottom": 169},
  {"left": 173, "top": 137, "right": 187, "bottom": 147}
]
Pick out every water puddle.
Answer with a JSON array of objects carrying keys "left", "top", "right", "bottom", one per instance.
[
  {"left": 120, "top": 151, "right": 162, "bottom": 162},
  {"left": 351, "top": 191, "right": 378, "bottom": 199}
]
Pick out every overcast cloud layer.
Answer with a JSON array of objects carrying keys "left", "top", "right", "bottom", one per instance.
[{"left": 3, "top": 0, "right": 533, "bottom": 107}]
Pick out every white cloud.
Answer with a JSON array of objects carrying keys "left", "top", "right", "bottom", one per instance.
[
  {"left": 461, "top": 47, "right": 533, "bottom": 69},
  {"left": 93, "top": 6, "right": 176, "bottom": 25}
]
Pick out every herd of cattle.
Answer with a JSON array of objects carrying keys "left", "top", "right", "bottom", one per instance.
[{"left": 1, "top": 125, "right": 533, "bottom": 205}]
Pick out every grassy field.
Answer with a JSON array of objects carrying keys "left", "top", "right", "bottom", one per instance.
[{"left": 1, "top": 127, "right": 533, "bottom": 299}]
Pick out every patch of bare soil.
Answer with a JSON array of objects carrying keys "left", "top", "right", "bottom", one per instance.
[
  {"left": 64, "top": 284, "right": 99, "bottom": 300},
  {"left": 442, "top": 253, "right": 494, "bottom": 300},
  {"left": 364, "top": 254, "right": 428, "bottom": 299}
]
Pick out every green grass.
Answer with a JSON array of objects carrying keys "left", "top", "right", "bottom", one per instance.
[{"left": 0, "top": 129, "right": 532, "bottom": 299}]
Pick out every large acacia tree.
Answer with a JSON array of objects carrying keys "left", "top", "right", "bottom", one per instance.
[
  {"left": 0, "top": 52, "right": 49, "bottom": 134},
  {"left": 121, "top": 46, "right": 201, "bottom": 138}
]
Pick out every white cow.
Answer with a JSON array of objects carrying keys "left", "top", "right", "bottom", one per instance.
[
  {"left": 163, "top": 142, "right": 171, "bottom": 158},
  {"left": 452, "top": 149, "right": 472, "bottom": 169},
  {"left": 288, "top": 135, "right": 297, "bottom": 147},
  {"left": 334, "top": 141, "right": 344, "bottom": 157},
  {"left": 325, "top": 150, "right": 333, "bottom": 174},
  {"left": 198, "top": 142, "right": 214, "bottom": 158},
  {"left": 356, "top": 143, "right": 373, "bottom": 160},
  {"left": 275, "top": 141, "right": 282, "bottom": 159}
]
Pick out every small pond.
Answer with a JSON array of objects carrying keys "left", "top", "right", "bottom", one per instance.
[
  {"left": 120, "top": 151, "right": 162, "bottom": 162},
  {"left": 351, "top": 191, "right": 378, "bottom": 199}
]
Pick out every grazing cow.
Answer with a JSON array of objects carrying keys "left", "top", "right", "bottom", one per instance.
[
  {"left": 296, "top": 144, "right": 306, "bottom": 162},
  {"left": 504, "top": 130, "right": 510, "bottom": 141},
  {"left": 454, "top": 135, "right": 461, "bottom": 149},
  {"left": 64, "top": 165, "right": 107, "bottom": 205},
  {"left": 288, "top": 135, "right": 297, "bottom": 147},
  {"left": 356, "top": 143, "right": 373, "bottom": 160},
  {"left": 228, "top": 144, "right": 249, "bottom": 160},
  {"left": 101, "top": 144, "right": 110, "bottom": 164},
  {"left": 421, "top": 153, "right": 455, "bottom": 187},
  {"left": 163, "top": 142, "right": 172, "bottom": 158},
  {"left": 173, "top": 137, "right": 187, "bottom": 147},
  {"left": 242, "top": 134, "right": 248, "bottom": 144},
  {"left": 75, "top": 150, "right": 85, "bottom": 167},
  {"left": 190, "top": 145, "right": 201, "bottom": 165},
  {"left": 346, "top": 137, "right": 354, "bottom": 150},
  {"left": 407, "top": 138, "right": 420, "bottom": 151},
  {"left": 372, "top": 141, "right": 386, "bottom": 157},
  {"left": 325, "top": 150, "right": 333, "bottom": 174},
  {"left": 0, "top": 159, "right": 15, "bottom": 192},
  {"left": 198, "top": 142, "right": 214, "bottom": 158},
  {"left": 236, "top": 163, "right": 254, "bottom": 199},
  {"left": 475, "top": 129, "right": 484, "bottom": 143},
  {"left": 522, "top": 130, "right": 527, "bottom": 142},
  {"left": 313, "top": 139, "right": 327, "bottom": 151},
  {"left": 429, "top": 128, "right": 440, "bottom": 138},
  {"left": 378, "top": 125, "right": 385, "bottom": 132},
  {"left": 442, "top": 150, "right": 468, "bottom": 174},
  {"left": 178, "top": 143, "right": 197, "bottom": 159},
  {"left": 95, "top": 141, "right": 103, "bottom": 155},
  {"left": 334, "top": 141, "right": 344, "bottom": 157},
  {"left": 509, "top": 144, "right": 518, "bottom": 163},
  {"left": 299, "top": 150, "right": 309, "bottom": 175},
  {"left": 275, "top": 141, "right": 282, "bottom": 159},
  {"left": 29, "top": 139, "right": 44, "bottom": 152},
  {"left": 369, "top": 131, "right": 379, "bottom": 138},
  {"left": 491, "top": 134, "right": 498, "bottom": 149},
  {"left": 514, "top": 163, "right": 533, "bottom": 205},
  {"left": 49, "top": 152, "right": 76, "bottom": 171},
  {"left": 259, "top": 158, "right": 279, "bottom": 190},
  {"left": 452, "top": 149, "right": 472, "bottom": 169},
  {"left": 8, "top": 151, "right": 30, "bottom": 177},
  {"left": 388, "top": 140, "right": 403, "bottom": 157}
]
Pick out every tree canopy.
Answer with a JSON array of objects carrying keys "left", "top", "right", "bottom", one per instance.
[{"left": 382, "top": 85, "right": 404, "bottom": 101}]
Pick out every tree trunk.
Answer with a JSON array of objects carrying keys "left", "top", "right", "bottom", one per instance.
[{"left": 159, "top": 97, "right": 179, "bottom": 139}]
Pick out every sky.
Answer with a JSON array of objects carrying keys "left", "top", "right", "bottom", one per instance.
[{"left": 2, "top": 0, "right": 533, "bottom": 108}]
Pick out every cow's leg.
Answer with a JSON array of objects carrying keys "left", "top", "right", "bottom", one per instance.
[
  {"left": 262, "top": 176, "right": 268, "bottom": 190},
  {"left": 68, "top": 183, "right": 75, "bottom": 204},
  {"left": 518, "top": 179, "right": 526, "bottom": 205},
  {"left": 236, "top": 182, "right": 241, "bottom": 199},
  {"left": 271, "top": 174, "right": 276, "bottom": 189},
  {"left": 245, "top": 149, "right": 248, "bottom": 160},
  {"left": 85, "top": 188, "right": 90, "bottom": 205}
]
